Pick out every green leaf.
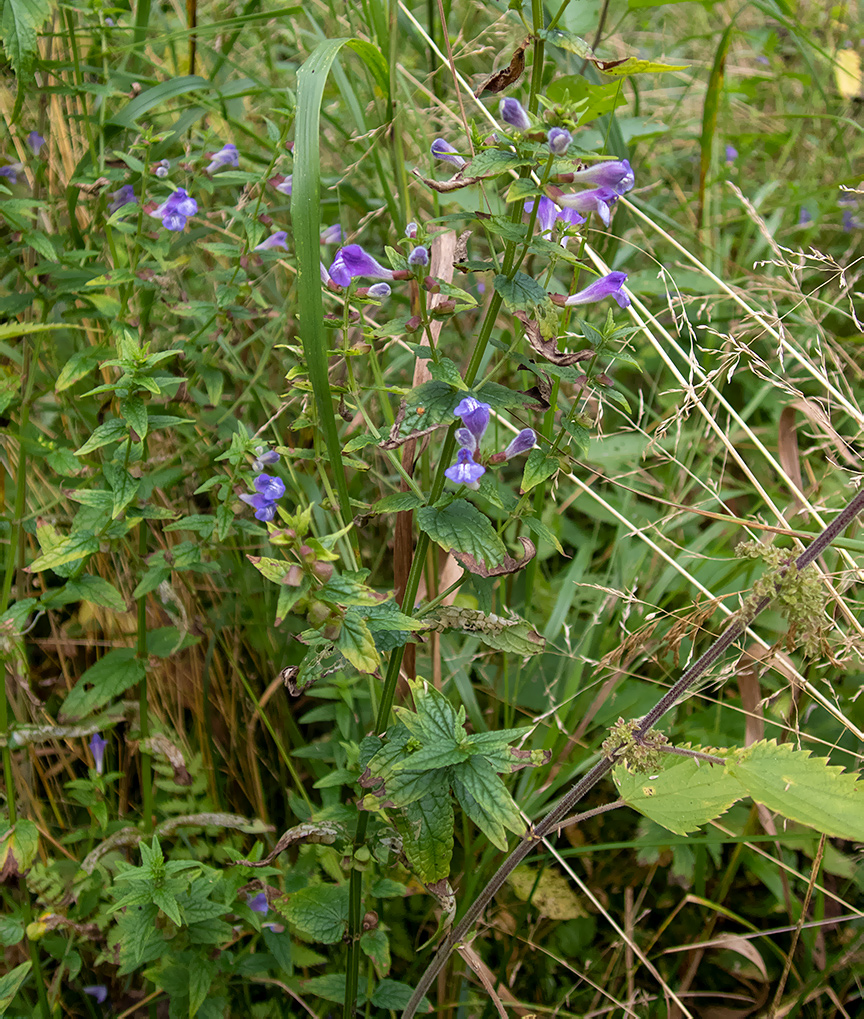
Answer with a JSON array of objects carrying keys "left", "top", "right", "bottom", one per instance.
[
  {"left": 0, "top": 961, "right": 32, "bottom": 1015},
  {"left": 279, "top": 884, "right": 349, "bottom": 944},
  {"left": 104, "top": 463, "right": 141, "bottom": 519},
  {"left": 247, "top": 556, "right": 293, "bottom": 584},
  {"left": 725, "top": 740, "right": 864, "bottom": 841},
  {"left": 60, "top": 648, "right": 146, "bottom": 720},
  {"left": 188, "top": 960, "right": 216, "bottom": 1018},
  {"left": 428, "top": 357, "right": 465, "bottom": 388},
  {"left": 361, "top": 929, "right": 391, "bottom": 978},
  {"left": 399, "top": 379, "right": 461, "bottom": 435},
  {"left": 600, "top": 56, "right": 689, "bottom": 76},
  {"left": 426, "top": 606, "right": 545, "bottom": 656},
  {"left": 75, "top": 419, "right": 128, "bottom": 456},
  {"left": 301, "top": 973, "right": 365, "bottom": 1006},
  {"left": 26, "top": 531, "right": 99, "bottom": 573},
  {"left": 520, "top": 448, "right": 560, "bottom": 493},
  {"left": 417, "top": 500, "right": 505, "bottom": 569},
  {"left": 537, "top": 27, "right": 594, "bottom": 58},
  {"left": 505, "top": 178, "right": 542, "bottom": 203},
  {"left": 523, "top": 514, "right": 565, "bottom": 555},
  {"left": 0, "top": 819, "right": 40, "bottom": 877},
  {"left": 452, "top": 756, "right": 523, "bottom": 850},
  {"left": 371, "top": 492, "right": 424, "bottom": 514},
  {"left": 371, "top": 979, "right": 430, "bottom": 1012},
  {"left": 346, "top": 38, "right": 390, "bottom": 94},
  {"left": 0, "top": 0, "right": 54, "bottom": 78},
  {"left": 320, "top": 573, "right": 388, "bottom": 607},
  {"left": 336, "top": 612, "right": 380, "bottom": 673},
  {"left": 493, "top": 271, "right": 548, "bottom": 313},
  {"left": 109, "top": 75, "right": 209, "bottom": 127},
  {"left": 120, "top": 394, "right": 148, "bottom": 438},
  {"left": 614, "top": 749, "right": 742, "bottom": 836},
  {"left": 393, "top": 787, "right": 454, "bottom": 882},
  {"left": 466, "top": 148, "right": 527, "bottom": 178},
  {"left": 47, "top": 575, "right": 127, "bottom": 612}
]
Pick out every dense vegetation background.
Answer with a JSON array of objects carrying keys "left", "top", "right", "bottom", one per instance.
[{"left": 1, "top": 0, "right": 863, "bottom": 1016}]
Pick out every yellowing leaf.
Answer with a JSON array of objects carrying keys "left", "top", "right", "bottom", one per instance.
[
  {"left": 835, "top": 49, "right": 862, "bottom": 100},
  {"left": 508, "top": 865, "right": 585, "bottom": 919}
]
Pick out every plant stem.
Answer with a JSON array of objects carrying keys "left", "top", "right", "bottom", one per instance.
[
  {"left": 137, "top": 505, "right": 153, "bottom": 836},
  {"left": 401, "top": 486, "right": 864, "bottom": 1018}
]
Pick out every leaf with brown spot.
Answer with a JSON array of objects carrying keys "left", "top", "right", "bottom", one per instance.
[
  {"left": 412, "top": 168, "right": 485, "bottom": 193},
  {"left": 516, "top": 312, "right": 593, "bottom": 366},
  {"left": 451, "top": 536, "right": 536, "bottom": 577},
  {"left": 238, "top": 821, "right": 348, "bottom": 867},
  {"left": 473, "top": 38, "right": 530, "bottom": 96}
]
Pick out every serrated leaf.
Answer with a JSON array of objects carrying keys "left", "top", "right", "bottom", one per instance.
[
  {"left": 505, "top": 178, "right": 542, "bottom": 203},
  {"left": 425, "top": 605, "right": 545, "bottom": 656},
  {"left": 614, "top": 750, "right": 742, "bottom": 836},
  {"left": 320, "top": 573, "right": 387, "bottom": 608},
  {"left": 371, "top": 492, "right": 425, "bottom": 514},
  {"left": 452, "top": 755, "right": 524, "bottom": 850},
  {"left": 466, "top": 148, "right": 527, "bottom": 178},
  {"left": 725, "top": 740, "right": 864, "bottom": 841},
  {"left": 1, "top": 0, "right": 54, "bottom": 78},
  {"left": 279, "top": 884, "right": 349, "bottom": 944},
  {"left": 50, "top": 575, "right": 127, "bottom": 612},
  {"left": 60, "top": 648, "right": 146, "bottom": 720},
  {"left": 493, "top": 271, "right": 548, "bottom": 313},
  {"left": 520, "top": 448, "right": 560, "bottom": 493},
  {"left": 301, "top": 973, "right": 365, "bottom": 1005},
  {"left": 394, "top": 786, "right": 454, "bottom": 882},
  {"left": 247, "top": 555, "right": 292, "bottom": 583},
  {"left": 26, "top": 531, "right": 99, "bottom": 573},
  {"left": 399, "top": 379, "right": 461, "bottom": 435},
  {"left": 428, "top": 357, "right": 465, "bottom": 388},
  {"left": 75, "top": 419, "right": 128, "bottom": 456},
  {"left": 104, "top": 463, "right": 140, "bottom": 518},
  {"left": 523, "top": 514, "right": 565, "bottom": 555},
  {"left": 417, "top": 500, "right": 505, "bottom": 569},
  {"left": 371, "top": 979, "right": 431, "bottom": 1012},
  {"left": 336, "top": 612, "right": 380, "bottom": 673},
  {"left": 120, "top": 395, "right": 148, "bottom": 438}
]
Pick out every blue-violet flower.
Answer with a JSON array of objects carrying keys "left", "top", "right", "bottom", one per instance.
[
  {"left": 89, "top": 733, "right": 107, "bottom": 775},
  {"left": 252, "top": 447, "right": 280, "bottom": 472},
  {"left": 240, "top": 473, "right": 286, "bottom": 522},
  {"left": 565, "top": 271, "right": 630, "bottom": 309},
  {"left": 453, "top": 396, "right": 491, "bottom": 448},
  {"left": 328, "top": 244, "right": 394, "bottom": 287},
  {"left": 408, "top": 245, "right": 429, "bottom": 267},
  {"left": 28, "top": 131, "right": 45, "bottom": 155},
  {"left": 431, "top": 138, "right": 466, "bottom": 170},
  {"left": 503, "top": 429, "right": 536, "bottom": 460},
  {"left": 0, "top": 163, "right": 23, "bottom": 185},
  {"left": 320, "top": 224, "right": 343, "bottom": 245},
  {"left": 499, "top": 97, "right": 531, "bottom": 132},
  {"left": 725, "top": 145, "right": 738, "bottom": 164},
  {"left": 565, "top": 159, "right": 634, "bottom": 195},
  {"left": 254, "top": 231, "right": 288, "bottom": 252},
  {"left": 151, "top": 188, "right": 197, "bottom": 232},
  {"left": 108, "top": 184, "right": 136, "bottom": 214},
  {"left": 445, "top": 447, "right": 485, "bottom": 488},
  {"left": 206, "top": 142, "right": 239, "bottom": 173},
  {"left": 555, "top": 186, "right": 619, "bottom": 227},
  {"left": 367, "top": 282, "right": 392, "bottom": 299},
  {"left": 405, "top": 221, "right": 418, "bottom": 238},
  {"left": 83, "top": 986, "right": 108, "bottom": 1004},
  {"left": 248, "top": 892, "right": 269, "bottom": 915},
  {"left": 275, "top": 175, "right": 292, "bottom": 195},
  {"left": 547, "top": 128, "right": 572, "bottom": 155}
]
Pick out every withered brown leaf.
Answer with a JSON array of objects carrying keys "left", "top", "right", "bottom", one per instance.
[{"left": 473, "top": 38, "right": 531, "bottom": 96}]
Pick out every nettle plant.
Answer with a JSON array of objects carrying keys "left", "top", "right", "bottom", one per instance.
[{"left": 2, "top": 5, "right": 864, "bottom": 1018}]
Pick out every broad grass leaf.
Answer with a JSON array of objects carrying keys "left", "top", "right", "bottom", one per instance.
[
  {"left": 614, "top": 750, "right": 742, "bottom": 835},
  {"left": 60, "top": 648, "right": 146, "bottom": 720},
  {"left": 279, "top": 884, "right": 349, "bottom": 944},
  {"left": 417, "top": 500, "right": 505, "bottom": 569},
  {"left": 725, "top": 740, "right": 864, "bottom": 841}
]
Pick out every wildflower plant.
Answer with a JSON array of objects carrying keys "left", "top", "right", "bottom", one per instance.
[{"left": 2, "top": 3, "right": 864, "bottom": 1019}]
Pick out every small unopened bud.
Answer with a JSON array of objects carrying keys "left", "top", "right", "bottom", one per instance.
[
  {"left": 307, "top": 601, "right": 330, "bottom": 628},
  {"left": 312, "top": 561, "right": 334, "bottom": 582},
  {"left": 547, "top": 127, "right": 572, "bottom": 155},
  {"left": 366, "top": 282, "right": 391, "bottom": 299},
  {"left": 405, "top": 221, "right": 418, "bottom": 238},
  {"left": 284, "top": 565, "right": 304, "bottom": 586}
]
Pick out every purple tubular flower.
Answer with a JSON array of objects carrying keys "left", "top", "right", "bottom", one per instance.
[
  {"left": 89, "top": 733, "right": 107, "bottom": 775},
  {"left": 499, "top": 97, "right": 531, "bottom": 132},
  {"left": 408, "top": 245, "right": 429, "bottom": 267},
  {"left": 503, "top": 429, "right": 536, "bottom": 460},
  {"left": 565, "top": 271, "right": 630, "bottom": 309},
  {"left": 547, "top": 128, "right": 572, "bottom": 155},
  {"left": 275, "top": 175, "right": 292, "bottom": 195},
  {"left": 431, "top": 138, "right": 467, "bottom": 170},
  {"left": 555, "top": 186, "right": 619, "bottom": 227},
  {"left": 524, "top": 197, "right": 561, "bottom": 237},
  {"left": 405, "top": 221, "right": 418, "bottom": 238},
  {"left": 206, "top": 142, "right": 239, "bottom": 173},
  {"left": 83, "top": 985, "right": 108, "bottom": 1004},
  {"left": 152, "top": 188, "right": 197, "bottom": 231},
  {"left": 320, "top": 224, "right": 343, "bottom": 245},
  {"left": 108, "top": 184, "right": 136, "bottom": 214},
  {"left": 0, "top": 163, "right": 22, "bottom": 185},
  {"left": 445, "top": 447, "right": 485, "bottom": 488},
  {"left": 565, "top": 159, "right": 634, "bottom": 195},
  {"left": 248, "top": 892, "right": 269, "bottom": 915},
  {"left": 28, "top": 131, "right": 46, "bottom": 154},
  {"left": 455, "top": 427, "right": 475, "bottom": 453},
  {"left": 328, "top": 244, "right": 394, "bottom": 287},
  {"left": 367, "top": 282, "right": 391, "bottom": 299},
  {"left": 252, "top": 447, "right": 280, "bottom": 472},
  {"left": 254, "top": 231, "right": 289, "bottom": 252},
  {"left": 453, "top": 397, "right": 491, "bottom": 446},
  {"left": 240, "top": 473, "right": 285, "bottom": 522},
  {"left": 798, "top": 207, "right": 812, "bottom": 226},
  {"left": 725, "top": 145, "right": 738, "bottom": 163}
]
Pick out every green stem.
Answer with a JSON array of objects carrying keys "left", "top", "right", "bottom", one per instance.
[{"left": 137, "top": 500, "right": 153, "bottom": 836}]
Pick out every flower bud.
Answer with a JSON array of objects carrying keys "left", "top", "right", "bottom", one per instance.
[
  {"left": 547, "top": 127, "right": 572, "bottom": 154},
  {"left": 408, "top": 245, "right": 429, "bottom": 267},
  {"left": 499, "top": 97, "right": 531, "bottom": 132}
]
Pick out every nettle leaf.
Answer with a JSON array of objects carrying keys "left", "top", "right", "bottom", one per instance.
[
  {"left": 417, "top": 499, "right": 506, "bottom": 569},
  {"left": 494, "top": 271, "right": 547, "bottom": 312},
  {"left": 614, "top": 748, "right": 741, "bottom": 836},
  {"left": 398, "top": 379, "right": 461, "bottom": 436},
  {"left": 320, "top": 572, "right": 388, "bottom": 608},
  {"left": 520, "top": 448, "right": 561, "bottom": 493},
  {"left": 277, "top": 884, "right": 350, "bottom": 944},
  {"left": 466, "top": 148, "right": 527, "bottom": 177},
  {"left": 364, "top": 767, "right": 443, "bottom": 809},
  {"left": 405, "top": 678, "right": 466, "bottom": 743},
  {"left": 725, "top": 740, "right": 864, "bottom": 841},
  {"left": 1, "top": 0, "right": 54, "bottom": 78},
  {"left": 393, "top": 786, "right": 454, "bottom": 883},
  {"left": 425, "top": 605, "right": 545, "bottom": 656},
  {"left": 452, "top": 756, "right": 523, "bottom": 851},
  {"left": 301, "top": 973, "right": 365, "bottom": 1006},
  {"left": 428, "top": 357, "right": 466, "bottom": 388},
  {"left": 60, "top": 648, "right": 146, "bottom": 720},
  {"left": 336, "top": 610, "right": 380, "bottom": 673}
]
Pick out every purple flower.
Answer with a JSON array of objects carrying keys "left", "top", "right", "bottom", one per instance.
[
  {"left": 548, "top": 128, "right": 572, "bottom": 155},
  {"left": 206, "top": 142, "right": 239, "bottom": 173},
  {"left": 798, "top": 207, "right": 812, "bottom": 226},
  {"left": 453, "top": 397, "right": 490, "bottom": 449},
  {"left": 555, "top": 186, "right": 619, "bottom": 227},
  {"left": 328, "top": 244, "right": 394, "bottom": 287},
  {"left": 524, "top": 197, "right": 561, "bottom": 237},
  {"left": 275, "top": 175, "right": 292, "bottom": 195},
  {"left": 108, "top": 184, "right": 136, "bottom": 214},
  {"left": 320, "top": 224, "right": 343, "bottom": 245},
  {"left": 0, "top": 163, "right": 23, "bottom": 185},
  {"left": 83, "top": 985, "right": 108, "bottom": 1004},
  {"left": 89, "top": 733, "right": 107, "bottom": 775},
  {"left": 405, "top": 221, "right": 418, "bottom": 238},
  {"left": 28, "top": 131, "right": 45, "bottom": 155},
  {"left": 151, "top": 188, "right": 197, "bottom": 231},
  {"left": 499, "top": 98, "right": 531, "bottom": 132},
  {"left": 155, "top": 165, "right": 169, "bottom": 178},
  {"left": 565, "top": 160, "right": 634, "bottom": 195},
  {"left": 725, "top": 145, "right": 738, "bottom": 164},
  {"left": 252, "top": 447, "right": 280, "bottom": 472},
  {"left": 431, "top": 138, "right": 466, "bottom": 170},
  {"left": 248, "top": 892, "right": 269, "bottom": 915},
  {"left": 445, "top": 447, "right": 485, "bottom": 488},
  {"left": 565, "top": 271, "right": 630, "bottom": 309},
  {"left": 843, "top": 210, "right": 863, "bottom": 232},
  {"left": 502, "top": 429, "right": 536, "bottom": 460},
  {"left": 408, "top": 245, "right": 429, "bottom": 267},
  {"left": 367, "top": 282, "right": 391, "bottom": 299},
  {"left": 240, "top": 473, "right": 286, "bottom": 522},
  {"left": 254, "top": 231, "right": 288, "bottom": 252}
]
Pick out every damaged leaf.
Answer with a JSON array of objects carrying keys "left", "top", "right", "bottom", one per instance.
[
  {"left": 425, "top": 605, "right": 545, "bottom": 656},
  {"left": 473, "top": 38, "right": 530, "bottom": 95},
  {"left": 517, "top": 311, "right": 593, "bottom": 366},
  {"left": 450, "top": 536, "right": 536, "bottom": 577},
  {"left": 239, "top": 821, "right": 348, "bottom": 867}
]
